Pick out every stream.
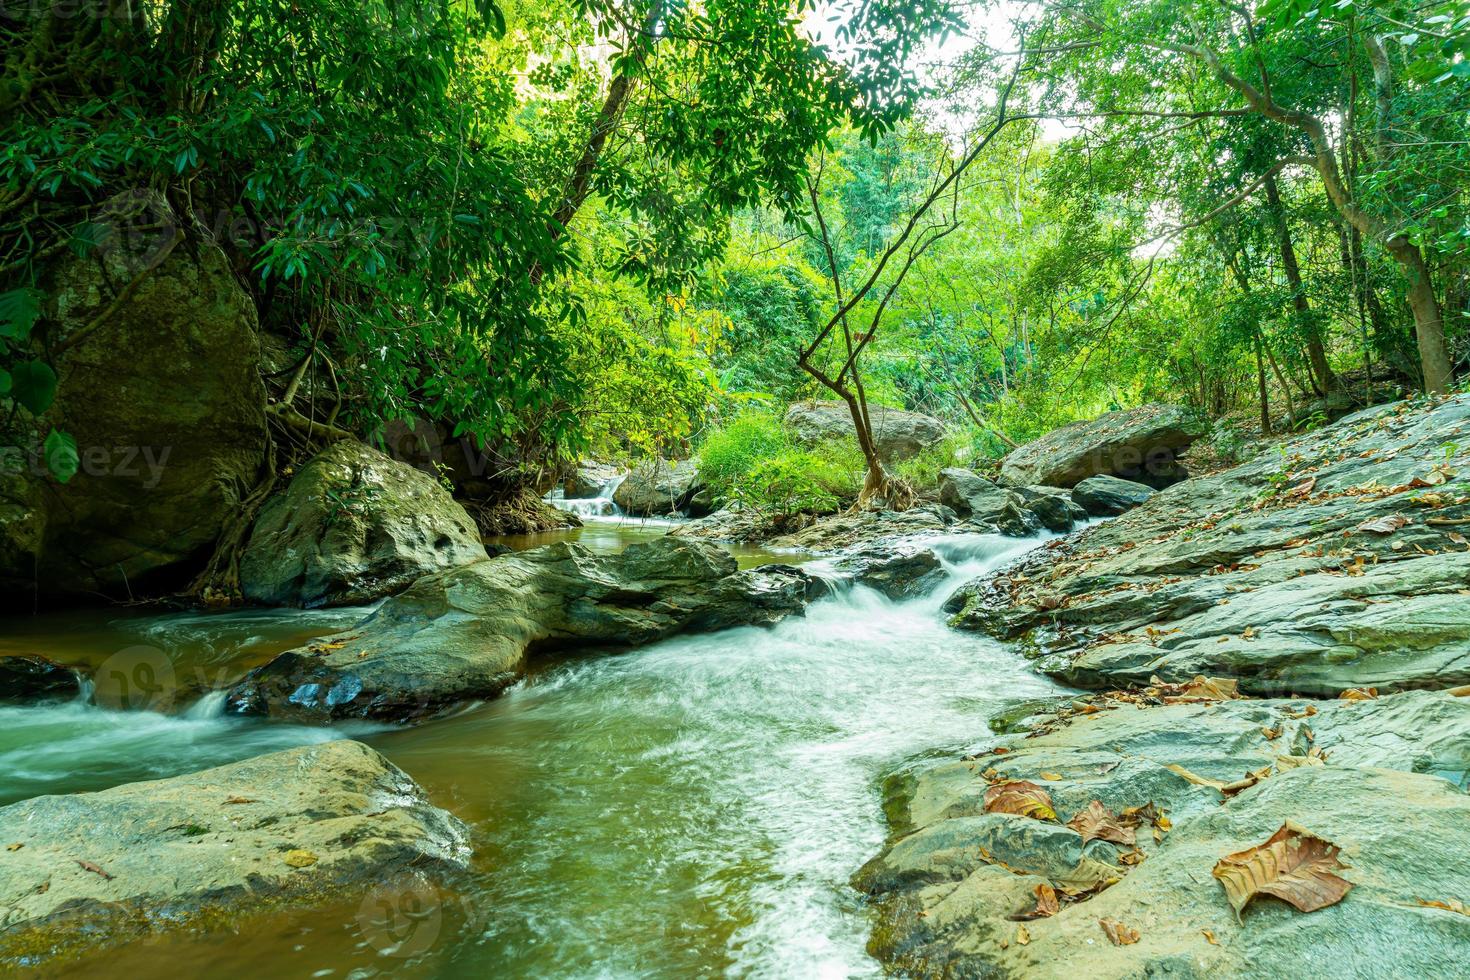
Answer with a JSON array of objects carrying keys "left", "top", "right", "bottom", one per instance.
[{"left": 3, "top": 522, "right": 1068, "bottom": 979}]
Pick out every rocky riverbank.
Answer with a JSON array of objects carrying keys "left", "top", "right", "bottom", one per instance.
[
  {"left": 0, "top": 741, "right": 468, "bottom": 969},
  {"left": 858, "top": 394, "right": 1470, "bottom": 977}
]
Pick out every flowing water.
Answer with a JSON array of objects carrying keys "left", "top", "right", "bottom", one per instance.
[{"left": 5, "top": 527, "right": 1070, "bottom": 979}]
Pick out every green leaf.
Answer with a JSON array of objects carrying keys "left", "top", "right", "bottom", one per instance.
[
  {"left": 0, "top": 288, "right": 43, "bottom": 342},
  {"left": 43, "top": 428, "right": 79, "bottom": 484},
  {"left": 9, "top": 360, "right": 58, "bottom": 415},
  {"left": 0, "top": 367, "right": 10, "bottom": 397}
]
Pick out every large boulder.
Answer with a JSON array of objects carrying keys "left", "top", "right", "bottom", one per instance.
[
  {"left": 938, "top": 469, "right": 1038, "bottom": 536},
  {"left": 226, "top": 537, "right": 813, "bottom": 722},
  {"left": 0, "top": 740, "right": 468, "bottom": 970},
  {"left": 1, "top": 194, "right": 267, "bottom": 605},
  {"left": 239, "top": 440, "right": 486, "bottom": 608},
  {"left": 951, "top": 395, "right": 1470, "bottom": 697},
  {"left": 1071, "top": 473, "right": 1155, "bottom": 516},
  {"left": 785, "top": 400, "right": 946, "bottom": 463},
  {"left": 999, "top": 403, "right": 1208, "bottom": 489},
  {"left": 561, "top": 460, "right": 622, "bottom": 499},
  {"left": 857, "top": 689, "right": 1470, "bottom": 978},
  {"left": 613, "top": 458, "right": 704, "bottom": 516}
]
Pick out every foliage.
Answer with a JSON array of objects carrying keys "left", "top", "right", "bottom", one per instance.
[{"left": 697, "top": 411, "right": 864, "bottom": 515}]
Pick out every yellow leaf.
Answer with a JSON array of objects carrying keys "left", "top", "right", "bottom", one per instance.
[
  {"left": 1040, "top": 771, "right": 1064, "bottom": 781},
  {"left": 983, "top": 780, "right": 1058, "bottom": 821},
  {"left": 284, "top": 849, "right": 319, "bottom": 869},
  {"left": 1099, "top": 917, "right": 1140, "bottom": 946}
]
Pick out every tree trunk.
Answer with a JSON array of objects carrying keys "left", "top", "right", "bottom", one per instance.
[
  {"left": 1264, "top": 174, "right": 1334, "bottom": 394},
  {"left": 1254, "top": 332, "right": 1272, "bottom": 436},
  {"left": 1389, "top": 237, "right": 1454, "bottom": 394}
]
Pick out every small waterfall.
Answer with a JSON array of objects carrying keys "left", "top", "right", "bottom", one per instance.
[
  {"left": 183, "top": 691, "right": 229, "bottom": 719},
  {"left": 554, "top": 474, "right": 627, "bottom": 519}
]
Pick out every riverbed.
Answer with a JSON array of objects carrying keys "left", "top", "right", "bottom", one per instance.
[{"left": 3, "top": 522, "right": 1067, "bottom": 978}]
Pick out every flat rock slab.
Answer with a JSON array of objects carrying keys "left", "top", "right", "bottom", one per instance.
[
  {"left": 0, "top": 740, "right": 468, "bottom": 969},
  {"left": 859, "top": 689, "right": 1470, "bottom": 978},
  {"left": 227, "top": 537, "right": 813, "bottom": 723},
  {"left": 1000, "top": 403, "right": 1206, "bottom": 488},
  {"left": 952, "top": 395, "right": 1470, "bottom": 696}
]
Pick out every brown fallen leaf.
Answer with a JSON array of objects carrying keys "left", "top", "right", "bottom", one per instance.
[
  {"left": 1357, "top": 514, "right": 1409, "bottom": 534},
  {"left": 223, "top": 796, "right": 257, "bottom": 805},
  {"left": 1015, "top": 924, "right": 1031, "bottom": 946},
  {"left": 1040, "top": 771, "right": 1064, "bottom": 781},
  {"left": 1274, "top": 754, "right": 1325, "bottom": 772},
  {"left": 983, "top": 780, "right": 1057, "bottom": 821},
  {"left": 1448, "top": 685, "right": 1470, "bottom": 698},
  {"left": 283, "top": 849, "right": 319, "bottom": 869},
  {"left": 1212, "top": 822, "right": 1353, "bottom": 919},
  {"left": 1164, "top": 763, "right": 1231, "bottom": 792},
  {"left": 5, "top": 843, "right": 22, "bottom": 852},
  {"left": 1010, "top": 882, "right": 1061, "bottom": 921},
  {"left": 1202, "top": 929, "right": 1220, "bottom": 946},
  {"left": 1099, "top": 917, "right": 1140, "bottom": 946},
  {"left": 1339, "top": 687, "right": 1378, "bottom": 701},
  {"left": 76, "top": 860, "right": 113, "bottom": 881},
  {"left": 1183, "top": 676, "right": 1242, "bottom": 700},
  {"left": 1067, "top": 800, "right": 1136, "bottom": 846}
]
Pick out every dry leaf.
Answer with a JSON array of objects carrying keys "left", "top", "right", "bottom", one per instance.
[
  {"left": 1339, "top": 687, "right": 1378, "bottom": 701},
  {"left": 1212, "top": 822, "right": 1353, "bottom": 919},
  {"left": 1164, "top": 763, "right": 1231, "bottom": 792},
  {"left": 1099, "top": 918, "right": 1140, "bottom": 946},
  {"left": 283, "top": 849, "right": 319, "bottom": 869},
  {"left": 1016, "top": 924, "right": 1031, "bottom": 946},
  {"left": 5, "top": 843, "right": 22, "bottom": 852},
  {"left": 1274, "top": 754, "right": 1324, "bottom": 772},
  {"left": 1357, "top": 514, "right": 1409, "bottom": 534},
  {"left": 76, "top": 860, "right": 113, "bottom": 881},
  {"left": 1011, "top": 883, "right": 1061, "bottom": 921},
  {"left": 1067, "top": 800, "right": 1136, "bottom": 846},
  {"left": 1183, "top": 676, "right": 1242, "bottom": 700},
  {"left": 983, "top": 781, "right": 1058, "bottom": 821},
  {"left": 1040, "top": 771, "right": 1064, "bottom": 781},
  {"left": 1448, "top": 685, "right": 1470, "bottom": 698},
  {"left": 1287, "top": 477, "right": 1316, "bottom": 498},
  {"left": 223, "top": 796, "right": 257, "bottom": 805},
  {"left": 1202, "top": 929, "right": 1220, "bottom": 946}
]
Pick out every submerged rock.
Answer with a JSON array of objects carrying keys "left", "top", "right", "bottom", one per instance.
[
  {"left": 0, "top": 656, "right": 78, "bottom": 704},
  {"left": 829, "top": 542, "right": 946, "bottom": 600},
  {"left": 999, "top": 403, "right": 1207, "bottom": 489},
  {"left": 858, "top": 689, "right": 1470, "bottom": 978},
  {"left": 953, "top": 395, "right": 1470, "bottom": 696},
  {"left": 1070, "top": 473, "right": 1155, "bottom": 516},
  {"left": 0, "top": 740, "right": 468, "bottom": 969},
  {"left": 226, "top": 537, "right": 813, "bottom": 722},
  {"left": 785, "top": 400, "right": 946, "bottom": 463},
  {"left": 239, "top": 440, "right": 487, "bottom": 608}
]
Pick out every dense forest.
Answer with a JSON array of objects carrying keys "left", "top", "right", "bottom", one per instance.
[
  {"left": 5, "top": 0, "right": 1466, "bottom": 572},
  {"left": 2, "top": 1, "right": 1470, "bottom": 977}
]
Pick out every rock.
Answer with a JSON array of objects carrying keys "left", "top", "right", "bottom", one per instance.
[
  {"left": 1071, "top": 474, "right": 1156, "bottom": 516},
  {"left": 669, "top": 507, "right": 786, "bottom": 544},
  {"left": 239, "top": 440, "right": 487, "bottom": 608},
  {"left": 938, "top": 469, "right": 1039, "bottom": 536},
  {"left": 785, "top": 400, "right": 946, "bottom": 463},
  {"left": 768, "top": 505, "right": 958, "bottom": 552},
  {"left": 1, "top": 192, "right": 267, "bottom": 606},
  {"left": 0, "top": 656, "right": 78, "bottom": 703},
  {"left": 859, "top": 689, "right": 1470, "bottom": 978},
  {"left": 952, "top": 395, "right": 1470, "bottom": 696},
  {"left": 999, "top": 403, "right": 1208, "bottom": 489},
  {"left": 0, "top": 741, "right": 468, "bottom": 969},
  {"left": 613, "top": 458, "right": 704, "bottom": 516},
  {"left": 829, "top": 542, "right": 945, "bottom": 600},
  {"left": 561, "top": 460, "right": 622, "bottom": 499},
  {"left": 226, "top": 537, "right": 813, "bottom": 722},
  {"left": 1016, "top": 485, "right": 1089, "bottom": 532}
]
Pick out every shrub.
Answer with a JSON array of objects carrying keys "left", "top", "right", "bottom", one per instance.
[
  {"left": 697, "top": 411, "right": 864, "bottom": 514},
  {"left": 698, "top": 412, "right": 791, "bottom": 501}
]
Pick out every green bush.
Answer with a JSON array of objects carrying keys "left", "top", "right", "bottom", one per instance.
[
  {"left": 698, "top": 412, "right": 791, "bottom": 498},
  {"left": 697, "top": 411, "right": 864, "bottom": 514}
]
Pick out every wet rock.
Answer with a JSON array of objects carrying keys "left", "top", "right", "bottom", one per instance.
[
  {"left": 830, "top": 542, "right": 945, "bottom": 600},
  {"left": 1, "top": 192, "right": 267, "bottom": 606},
  {"left": 768, "top": 506, "right": 958, "bottom": 552},
  {"left": 561, "top": 460, "right": 622, "bottom": 499},
  {"left": 999, "top": 403, "right": 1207, "bottom": 489},
  {"left": 0, "top": 741, "right": 468, "bottom": 969},
  {"left": 953, "top": 395, "right": 1470, "bottom": 696},
  {"left": 859, "top": 690, "right": 1470, "bottom": 979},
  {"left": 226, "top": 537, "right": 813, "bottom": 722},
  {"left": 613, "top": 458, "right": 704, "bottom": 516},
  {"left": 1016, "top": 485, "right": 1089, "bottom": 532},
  {"left": 0, "top": 656, "right": 78, "bottom": 704},
  {"left": 239, "top": 440, "right": 487, "bottom": 608},
  {"left": 1071, "top": 474, "right": 1155, "bottom": 516},
  {"left": 785, "top": 400, "right": 946, "bottom": 463},
  {"left": 938, "top": 469, "right": 1040, "bottom": 536}
]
